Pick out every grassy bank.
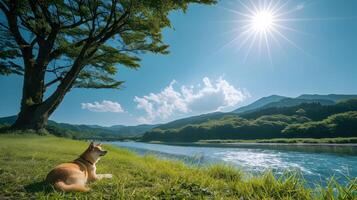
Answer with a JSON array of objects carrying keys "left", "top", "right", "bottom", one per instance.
[
  {"left": 0, "top": 134, "right": 356, "bottom": 199},
  {"left": 197, "top": 137, "right": 357, "bottom": 144}
]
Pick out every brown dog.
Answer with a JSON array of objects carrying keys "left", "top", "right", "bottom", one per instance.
[{"left": 46, "top": 142, "right": 112, "bottom": 192}]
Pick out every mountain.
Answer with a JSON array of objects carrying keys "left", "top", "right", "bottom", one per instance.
[
  {"left": 0, "top": 116, "right": 18, "bottom": 125},
  {"left": 152, "top": 94, "right": 356, "bottom": 131},
  {"left": 142, "top": 99, "right": 357, "bottom": 142},
  {"left": 153, "top": 112, "right": 235, "bottom": 130},
  {"left": 232, "top": 95, "right": 287, "bottom": 113},
  {"left": 296, "top": 94, "right": 357, "bottom": 102},
  {"left": 258, "top": 98, "right": 335, "bottom": 110},
  {"left": 80, "top": 124, "right": 158, "bottom": 134},
  {"left": 106, "top": 125, "right": 125, "bottom": 130},
  {"left": 105, "top": 124, "right": 159, "bottom": 134},
  {"left": 0, "top": 116, "right": 158, "bottom": 139},
  {"left": 232, "top": 95, "right": 337, "bottom": 114}
]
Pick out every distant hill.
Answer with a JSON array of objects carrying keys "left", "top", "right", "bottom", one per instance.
[
  {"left": 232, "top": 95, "right": 287, "bottom": 113},
  {"left": 142, "top": 99, "right": 357, "bottom": 142},
  {"left": 296, "top": 94, "right": 357, "bottom": 102},
  {"left": 258, "top": 98, "right": 335, "bottom": 110},
  {"left": 3, "top": 94, "right": 357, "bottom": 141},
  {"left": 153, "top": 94, "right": 342, "bottom": 131},
  {"left": 232, "top": 95, "right": 338, "bottom": 114},
  {"left": 0, "top": 116, "right": 157, "bottom": 139},
  {"left": 105, "top": 124, "right": 159, "bottom": 134},
  {"left": 0, "top": 116, "right": 18, "bottom": 125},
  {"left": 153, "top": 112, "right": 234, "bottom": 130}
]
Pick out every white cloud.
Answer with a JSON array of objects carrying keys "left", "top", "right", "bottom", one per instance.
[
  {"left": 134, "top": 77, "right": 249, "bottom": 123},
  {"left": 81, "top": 100, "right": 124, "bottom": 113}
]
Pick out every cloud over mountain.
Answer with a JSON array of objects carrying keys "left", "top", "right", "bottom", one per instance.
[
  {"left": 81, "top": 100, "right": 124, "bottom": 113},
  {"left": 134, "top": 77, "right": 249, "bottom": 123}
]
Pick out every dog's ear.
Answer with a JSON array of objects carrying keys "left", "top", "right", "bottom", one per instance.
[
  {"left": 89, "top": 142, "right": 94, "bottom": 150},
  {"left": 97, "top": 143, "right": 102, "bottom": 147}
]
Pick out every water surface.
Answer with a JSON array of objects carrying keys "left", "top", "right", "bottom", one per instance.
[{"left": 109, "top": 141, "right": 357, "bottom": 185}]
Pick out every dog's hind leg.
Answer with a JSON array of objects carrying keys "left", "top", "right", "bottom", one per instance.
[{"left": 54, "top": 181, "right": 90, "bottom": 192}]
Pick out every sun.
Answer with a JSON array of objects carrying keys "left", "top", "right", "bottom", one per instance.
[
  {"left": 219, "top": 0, "right": 312, "bottom": 64},
  {"left": 251, "top": 10, "right": 275, "bottom": 32}
]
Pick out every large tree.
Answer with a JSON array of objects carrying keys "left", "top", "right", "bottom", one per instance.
[{"left": 0, "top": 0, "right": 216, "bottom": 131}]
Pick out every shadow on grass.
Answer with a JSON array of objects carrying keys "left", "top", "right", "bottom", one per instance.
[{"left": 25, "top": 181, "right": 53, "bottom": 193}]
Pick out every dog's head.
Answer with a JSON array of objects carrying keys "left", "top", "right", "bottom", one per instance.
[{"left": 82, "top": 142, "right": 108, "bottom": 163}]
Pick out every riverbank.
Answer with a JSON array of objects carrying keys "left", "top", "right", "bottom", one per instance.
[
  {"left": 147, "top": 137, "right": 357, "bottom": 147},
  {"left": 0, "top": 134, "right": 356, "bottom": 199}
]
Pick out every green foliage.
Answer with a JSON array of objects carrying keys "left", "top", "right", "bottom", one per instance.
[
  {"left": 241, "top": 99, "right": 357, "bottom": 120},
  {"left": 0, "top": 134, "right": 355, "bottom": 199},
  {"left": 283, "top": 111, "right": 357, "bottom": 137},
  {"left": 0, "top": 0, "right": 216, "bottom": 89},
  {"left": 296, "top": 108, "right": 307, "bottom": 115},
  {"left": 206, "top": 164, "right": 243, "bottom": 182},
  {"left": 0, "top": 30, "right": 23, "bottom": 75},
  {"left": 199, "top": 137, "right": 357, "bottom": 144},
  {"left": 142, "top": 100, "right": 357, "bottom": 142},
  {"left": 143, "top": 114, "right": 312, "bottom": 142},
  {"left": 0, "top": 115, "right": 156, "bottom": 140},
  {"left": 1, "top": 0, "right": 217, "bottom": 130}
]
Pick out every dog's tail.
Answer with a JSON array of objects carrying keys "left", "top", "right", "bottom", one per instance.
[{"left": 53, "top": 181, "right": 89, "bottom": 192}]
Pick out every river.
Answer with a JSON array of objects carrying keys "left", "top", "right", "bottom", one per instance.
[{"left": 109, "top": 141, "right": 357, "bottom": 186}]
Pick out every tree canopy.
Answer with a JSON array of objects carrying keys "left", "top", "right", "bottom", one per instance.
[
  {"left": 0, "top": 0, "right": 216, "bottom": 130},
  {"left": 0, "top": 0, "right": 216, "bottom": 88}
]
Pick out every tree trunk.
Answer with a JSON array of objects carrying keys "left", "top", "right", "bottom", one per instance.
[
  {"left": 11, "top": 56, "right": 48, "bottom": 132},
  {"left": 11, "top": 55, "right": 86, "bottom": 132},
  {"left": 11, "top": 36, "right": 90, "bottom": 133},
  {"left": 11, "top": 105, "right": 49, "bottom": 132}
]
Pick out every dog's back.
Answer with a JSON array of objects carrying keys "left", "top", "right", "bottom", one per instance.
[{"left": 46, "top": 162, "right": 90, "bottom": 192}]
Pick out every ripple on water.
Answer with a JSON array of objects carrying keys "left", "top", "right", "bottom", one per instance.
[
  {"left": 213, "top": 150, "right": 315, "bottom": 175},
  {"left": 110, "top": 142, "right": 357, "bottom": 186}
]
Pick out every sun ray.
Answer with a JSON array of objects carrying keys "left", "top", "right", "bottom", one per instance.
[
  {"left": 247, "top": 0, "right": 259, "bottom": 13},
  {"left": 275, "top": 6, "right": 303, "bottom": 18},
  {"left": 220, "top": 6, "right": 252, "bottom": 18},
  {"left": 263, "top": 30, "right": 273, "bottom": 66},
  {"left": 272, "top": 23, "right": 313, "bottom": 36},
  {"left": 266, "top": 0, "right": 274, "bottom": 11},
  {"left": 275, "top": 17, "right": 352, "bottom": 22},
  {"left": 270, "top": 0, "right": 283, "bottom": 12},
  {"left": 268, "top": 28, "right": 283, "bottom": 49},
  {"left": 238, "top": 0, "right": 256, "bottom": 15},
  {"left": 214, "top": 25, "right": 254, "bottom": 54},
  {"left": 236, "top": 27, "right": 258, "bottom": 51},
  {"left": 258, "top": 31, "right": 264, "bottom": 57},
  {"left": 218, "top": 25, "right": 247, "bottom": 36},
  {"left": 214, "top": 35, "right": 242, "bottom": 55},
  {"left": 274, "top": 0, "right": 291, "bottom": 14},
  {"left": 270, "top": 27, "right": 312, "bottom": 58},
  {"left": 243, "top": 30, "right": 259, "bottom": 62},
  {"left": 215, "top": 0, "right": 331, "bottom": 64}
]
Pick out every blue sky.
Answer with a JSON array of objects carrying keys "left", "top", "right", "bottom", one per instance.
[{"left": 1, "top": 0, "right": 357, "bottom": 126}]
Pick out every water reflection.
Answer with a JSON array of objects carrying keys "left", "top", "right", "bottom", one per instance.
[
  {"left": 175, "top": 143, "right": 357, "bottom": 156},
  {"left": 109, "top": 141, "right": 357, "bottom": 185}
]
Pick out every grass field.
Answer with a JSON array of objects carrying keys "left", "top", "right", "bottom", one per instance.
[{"left": 0, "top": 134, "right": 356, "bottom": 199}]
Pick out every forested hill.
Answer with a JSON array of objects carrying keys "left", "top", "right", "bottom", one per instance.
[
  {"left": 0, "top": 116, "right": 157, "bottom": 139},
  {"left": 232, "top": 94, "right": 357, "bottom": 114},
  {"left": 141, "top": 99, "right": 357, "bottom": 142}
]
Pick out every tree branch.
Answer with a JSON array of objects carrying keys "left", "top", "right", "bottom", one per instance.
[
  {"left": 1, "top": 1, "right": 29, "bottom": 48},
  {"left": 0, "top": 1, "right": 9, "bottom": 13},
  {"left": 36, "top": 0, "right": 55, "bottom": 27},
  {"left": 0, "top": 22, "right": 9, "bottom": 30},
  {"left": 45, "top": 77, "right": 62, "bottom": 88}
]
